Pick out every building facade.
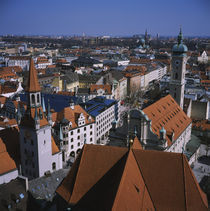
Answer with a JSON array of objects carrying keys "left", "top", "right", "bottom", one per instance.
[
  {"left": 169, "top": 29, "right": 188, "bottom": 109},
  {"left": 19, "top": 58, "right": 62, "bottom": 179}
]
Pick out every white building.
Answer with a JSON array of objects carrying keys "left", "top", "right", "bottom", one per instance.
[
  {"left": 52, "top": 105, "right": 95, "bottom": 164},
  {"left": 198, "top": 51, "right": 208, "bottom": 64},
  {"left": 6, "top": 56, "right": 30, "bottom": 71},
  {"left": 19, "top": 58, "right": 62, "bottom": 180},
  {"left": 82, "top": 97, "right": 120, "bottom": 145}
]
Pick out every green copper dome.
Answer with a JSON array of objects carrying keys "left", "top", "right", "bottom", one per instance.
[{"left": 172, "top": 28, "right": 188, "bottom": 53}]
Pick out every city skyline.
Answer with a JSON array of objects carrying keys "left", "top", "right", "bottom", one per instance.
[{"left": 1, "top": 0, "right": 210, "bottom": 37}]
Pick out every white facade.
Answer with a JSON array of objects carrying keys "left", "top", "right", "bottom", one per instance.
[
  {"left": 141, "top": 65, "right": 167, "bottom": 89},
  {"left": 198, "top": 51, "right": 208, "bottom": 64},
  {"left": 166, "top": 124, "right": 192, "bottom": 153},
  {"left": 117, "top": 60, "right": 130, "bottom": 66},
  {"left": 0, "top": 169, "right": 18, "bottom": 184},
  {"left": 95, "top": 102, "right": 120, "bottom": 145},
  {"left": 53, "top": 108, "right": 96, "bottom": 164},
  {"left": 19, "top": 124, "right": 62, "bottom": 179},
  {"left": 7, "top": 59, "right": 30, "bottom": 71}
]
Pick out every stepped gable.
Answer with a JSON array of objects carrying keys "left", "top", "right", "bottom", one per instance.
[{"left": 143, "top": 94, "right": 191, "bottom": 146}]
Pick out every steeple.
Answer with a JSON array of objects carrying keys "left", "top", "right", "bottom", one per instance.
[
  {"left": 26, "top": 58, "right": 41, "bottom": 108},
  {"left": 177, "top": 27, "right": 183, "bottom": 45},
  {"left": 26, "top": 58, "right": 41, "bottom": 93}
]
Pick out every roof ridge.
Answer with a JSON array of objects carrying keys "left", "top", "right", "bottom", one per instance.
[
  {"left": 131, "top": 149, "right": 156, "bottom": 210},
  {"left": 182, "top": 154, "right": 208, "bottom": 209},
  {"left": 111, "top": 150, "right": 130, "bottom": 208},
  {"left": 68, "top": 144, "right": 87, "bottom": 203},
  {"left": 181, "top": 153, "right": 187, "bottom": 211}
]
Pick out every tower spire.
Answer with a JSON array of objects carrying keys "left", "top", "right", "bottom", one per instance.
[
  {"left": 26, "top": 58, "right": 41, "bottom": 92},
  {"left": 177, "top": 26, "right": 183, "bottom": 45}
]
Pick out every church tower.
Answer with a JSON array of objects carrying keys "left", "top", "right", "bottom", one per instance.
[
  {"left": 169, "top": 28, "right": 188, "bottom": 109},
  {"left": 19, "top": 58, "right": 57, "bottom": 179}
]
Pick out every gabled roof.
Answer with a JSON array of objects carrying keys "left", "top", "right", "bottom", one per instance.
[
  {"left": 25, "top": 58, "right": 41, "bottom": 92},
  {"left": 56, "top": 144, "right": 208, "bottom": 210},
  {"left": 143, "top": 95, "right": 192, "bottom": 146},
  {"left": 20, "top": 107, "right": 48, "bottom": 128},
  {"left": 90, "top": 84, "right": 112, "bottom": 95},
  {"left": 0, "top": 137, "right": 17, "bottom": 175},
  {"left": 54, "top": 105, "right": 94, "bottom": 129},
  {"left": 0, "top": 127, "right": 20, "bottom": 175}
]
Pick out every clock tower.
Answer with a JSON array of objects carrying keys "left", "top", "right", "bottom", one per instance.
[
  {"left": 169, "top": 28, "right": 188, "bottom": 109},
  {"left": 19, "top": 58, "right": 56, "bottom": 179}
]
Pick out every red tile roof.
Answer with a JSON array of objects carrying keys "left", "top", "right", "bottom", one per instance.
[
  {"left": 25, "top": 58, "right": 41, "bottom": 92},
  {"left": 0, "top": 137, "right": 17, "bottom": 175},
  {"left": 90, "top": 84, "right": 112, "bottom": 94},
  {"left": 54, "top": 105, "right": 94, "bottom": 129},
  {"left": 51, "top": 136, "right": 60, "bottom": 155},
  {"left": 143, "top": 95, "right": 192, "bottom": 146},
  {"left": 56, "top": 144, "right": 208, "bottom": 210}
]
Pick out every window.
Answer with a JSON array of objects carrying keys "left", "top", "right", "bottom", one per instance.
[
  {"left": 71, "top": 145, "right": 74, "bottom": 149},
  {"left": 90, "top": 125, "right": 92, "bottom": 129},
  {"left": 90, "top": 138, "right": 93, "bottom": 142},
  {"left": 31, "top": 94, "right": 35, "bottom": 104},
  {"left": 78, "top": 142, "right": 80, "bottom": 147},
  {"left": 52, "top": 162, "right": 56, "bottom": 170},
  {"left": 37, "top": 94, "right": 40, "bottom": 103},
  {"left": 84, "top": 127, "right": 86, "bottom": 131},
  {"left": 32, "top": 162, "right": 35, "bottom": 168},
  {"left": 31, "top": 139, "right": 34, "bottom": 145},
  {"left": 44, "top": 140, "right": 46, "bottom": 145},
  {"left": 71, "top": 131, "right": 73, "bottom": 135},
  {"left": 77, "top": 136, "right": 80, "bottom": 140},
  {"left": 90, "top": 131, "right": 92, "bottom": 135},
  {"left": 32, "top": 151, "right": 34, "bottom": 157},
  {"left": 71, "top": 138, "right": 74, "bottom": 142},
  {"left": 175, "top": 73, "right": 178, "bottom": 80},
  {"left": 77, "top": 129, "right": 80, "bottom": 133}
]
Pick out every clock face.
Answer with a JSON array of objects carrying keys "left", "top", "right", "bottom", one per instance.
[{"left": 174, "top": 60, "right": 180, "bottom": 66}]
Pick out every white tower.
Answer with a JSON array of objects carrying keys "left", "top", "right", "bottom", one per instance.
[
  {"left": 19, "top": 58, "right": 54, "bottom": 179},
  {"left": 169, "top": 29, "right": 188, "bottom": 109}
]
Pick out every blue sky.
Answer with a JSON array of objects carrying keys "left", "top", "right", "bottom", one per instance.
[{"left": 0, "top": 0, "right": 210, "bottom": 36}]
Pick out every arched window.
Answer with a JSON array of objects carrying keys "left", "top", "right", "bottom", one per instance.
[
  {"left": 52, "top": 162, "right": 56, "bottom": 170},
  {"left": 37, "top": 94, "right": 40, "bottom": 103},
  {"left": 31, "top": 94, "right": 35, "bottom": 105}
]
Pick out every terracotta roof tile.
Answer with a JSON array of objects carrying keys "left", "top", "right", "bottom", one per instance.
[
  {"left": 25, "top": 58, "right": 41, "bottom": 92},
  {"left": 90, "top": 84, "right": 112, "bottom": 95},
  {"left": 56, "top": 145, "right": 208, "bottom": 210},
  {"left": 21, "top": 107, "right": 48, "bottom": 128},
  {"left": 55, "top": 105, "right": 94, "bottom": 129},
  {"left": 51, "top": 136, "right": 59, "bottom": 155},
  {"left": 143, "top": 95, "right": 192, "bottom": 146}
]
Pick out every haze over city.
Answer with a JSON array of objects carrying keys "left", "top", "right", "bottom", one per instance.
[{"left": 1, "top": 0, "right": 210, "bottom": 36}]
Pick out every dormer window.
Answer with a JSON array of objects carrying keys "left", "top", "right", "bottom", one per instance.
[{"left": 69, "top": 121, "right": 72, "bottom": 128}]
